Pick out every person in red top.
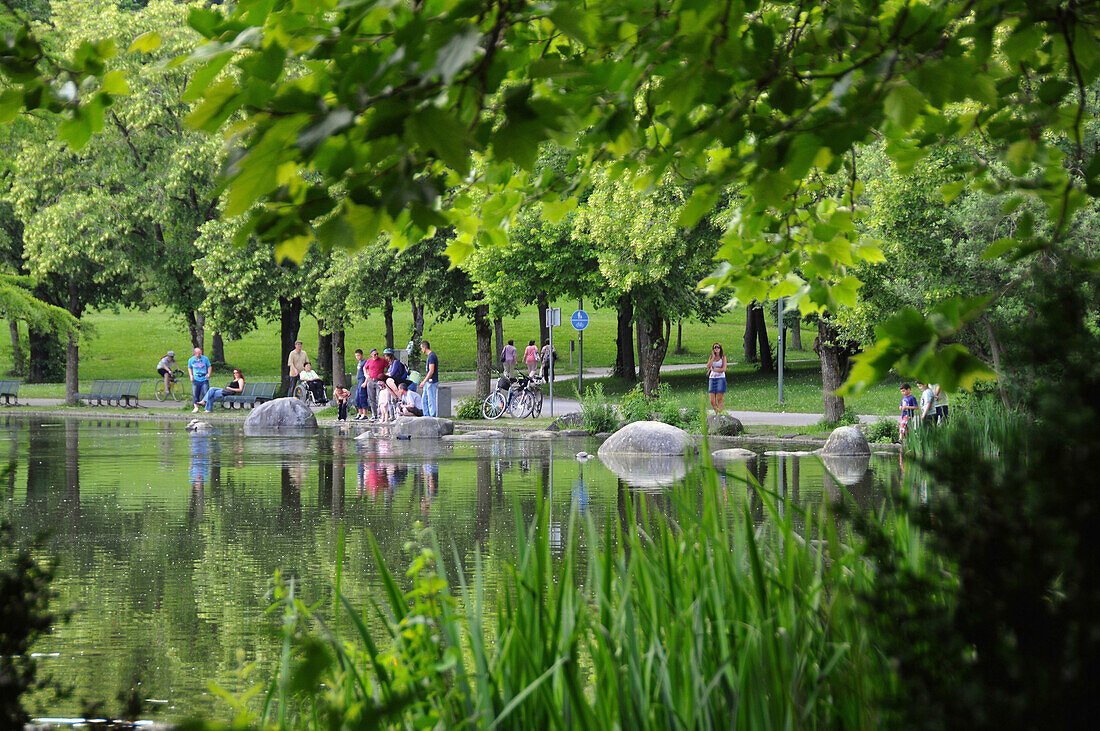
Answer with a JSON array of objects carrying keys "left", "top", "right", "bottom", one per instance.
[{"left": 365, "top": 347, "right": 388, "bottom": 420}]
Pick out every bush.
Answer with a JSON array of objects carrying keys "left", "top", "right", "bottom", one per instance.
[
  {"left": 578, "top": 383, "right": 617, "bottom": 433},
  {"left": 618, "top": 383, "right": 703, "bottom": 431},
  {"left": 818, "top": 405, "right": 860, "bottom": 428},
  {"left": 619, "top": 384, "right": 652, "bottom": 423},
  {"left": 866, "top": 417, "right": 899, "bottom": 444},
  {"left": 454, "top": 395, "right": 483, "bottom": 420}
]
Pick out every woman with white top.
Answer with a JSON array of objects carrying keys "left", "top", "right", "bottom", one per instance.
[{"left": 706, "top": 342, "right": 728, "bottom": 414}]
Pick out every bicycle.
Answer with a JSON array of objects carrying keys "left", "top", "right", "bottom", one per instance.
[
  {"left": 482, "top": 375, "right": 542, "bottom": 419},
  {"left": 154, "top": 369, "right": 186, "bottom": 401}
]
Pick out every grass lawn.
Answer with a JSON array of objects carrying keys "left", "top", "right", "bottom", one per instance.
[{"left": 2, "top": 302, "right": 820, "bottom": 395}]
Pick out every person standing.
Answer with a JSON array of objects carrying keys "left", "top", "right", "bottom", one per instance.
[
  {"left": 539, "top": 340, "right": 555, "bottom": 381},
  {"left": 419, "top": 341, "right": 439, "bottom": 417},
  {"left": 899, "top": 383, "right": 919, "bottom": 438},
  {"left": 932, "top": 383, "right": 949, "bottom": 424},
  {"left": 353, "top": 348, "right": 369, "bottom": 419},
  {"left": 287, "top": 340, "right": 309, "bottom": 397},
  {"left": 523, "top": 339, "right": 539, "bottom": 378},
  {"left": 916, "top": 381, "right": 935, "bottom": 424},
  {"left": 501, "top": 339, "right": 518, "bottom": 378},
  {"left": 188, "top": 346, "right": 212, "bottom": 413},
  {"left": 366, "top": 347, "right": 387, "bottom": 419},
  {"left": 705, "top": 343, "right": 728, "bottom": 414}
]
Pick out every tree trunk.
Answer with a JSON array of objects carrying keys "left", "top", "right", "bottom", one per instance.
[
  {"left": 474, "top": 303, "right": 492, "bottom": 398},
  {"left": 814, "top": 318, "right": 846, "bottom": 422},
  {"left": 537, "top": 290, "right": 550, "bottom": 347},
  {"left": 790, "top": 317, "right": 803, "bottom": 350},
  {"left": 494, "top": 316, "right": 504, "bottom": 367},
  {"left": 279, "top": 296, "right": 302, "bottom": 393},
  {"left": 640, "top": 311, "right": 671, "bottom": 398},
  {"left": 383, "top": 296, "right": 394, "bottom": 351},
  {"left": 613, "top": 294, "right": 636, "bottom": 380},
  {"left": 64, "top": 285, "right": 82, "bottom": 405},
  {"left": 332, "top": 329, "right": 346, "bottom": 388},
  {"left": 743, "top": 305, "right": 758, "bottom": 362},
  {"left": 752, "top": 304, "right": 773, "bottom": 373},
  {"left": 636, "top": 318, "right": 647, "bottom": 380},
  {"left": 27, "top": 328, "right": 65, "bottom": 383},
  {"left": 317, "top": 319, "right": 333, "bottom": 378},
  {"left": 984, "top": 317, "right": 1012, "bottom": 409},
  {"left": 411, "top": 295, "right": 425, "bottom": 342},
  {"left": 211, "top": 331, "right": 225, "bottom": 365},
  {"left": 9, "top": 320, "right": 24, "bottom": 376},
  {"left": 186, "top": 310, "right": 205, "bottom": 350},
  {"left": 675, "top": 320, "right": 684, "bottom": 354}
]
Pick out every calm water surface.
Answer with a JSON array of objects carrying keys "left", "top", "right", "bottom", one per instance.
[{"left": 1, "top": 416, "right": 898, "bottom": 722}]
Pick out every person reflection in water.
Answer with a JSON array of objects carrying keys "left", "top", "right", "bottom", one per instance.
[
  {"left": 188, "top": 432, "right": 211, "bottom": 520},
  {"left": 421, "top": 462, "right": 439, "bottom": 513}
]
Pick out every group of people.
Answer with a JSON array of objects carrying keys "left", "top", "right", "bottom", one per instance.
[
  {"left": 500, "top": 338, "right": 556, "bottom": 380},
  {"left": 899, "top": 381, "right": 949, "bottom": 437},
  {"left": 157, "top": 347, "right": 246, "bottom": 413}
]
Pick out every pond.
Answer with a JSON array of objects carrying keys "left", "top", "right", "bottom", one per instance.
[{"left": 0, "top": 415, "right": 899, "bottom": 724}]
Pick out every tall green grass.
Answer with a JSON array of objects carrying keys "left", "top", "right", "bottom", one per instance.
[{"left": 194, "top": 457, "right": 911, "bottom": 729}]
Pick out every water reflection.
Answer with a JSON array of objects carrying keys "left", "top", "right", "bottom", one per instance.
[{"left": 0, "top": 416, "right": 898, "bottom": 723}]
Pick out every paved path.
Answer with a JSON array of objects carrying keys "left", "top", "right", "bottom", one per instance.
[{"left": 15, "top": 361, "right": 891, "bottom": 427}]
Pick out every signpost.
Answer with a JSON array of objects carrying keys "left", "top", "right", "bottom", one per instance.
[
  {"left": 777, "top": 297, "right": 785, "bottom": 405},
  {"left": 546, "top": 307, "right": 561, "bottom": 417},
  {"left": 572, "top": 304, "right": 588, "bottom": 394}
]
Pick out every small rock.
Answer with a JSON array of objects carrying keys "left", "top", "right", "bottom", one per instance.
[
  {"left": 764, "top": 450, "right": 816, "bottom": 457},
  {"left": 548, "top": 412, "right": 585, "bottom": 431},
  {"left": 526, "top": 430, "right": 557, "bottom": 438},
  {"left": 559, "top": 428, "right": 589, "bottom": 437},
  {"left": 711, "top": 448, "right": 757, "bottom": 464},
  {"left": 781, "top": 433, "right": 800, "bottom": 439},
  {"left": 595, "top": 432, "right": 613, "bottom": 439},
  {"left": 706, "top": 414, "right": 744, "bottom": 436},
  {"left": 391, "top": 416, "right": 454, "bottom": 439}
]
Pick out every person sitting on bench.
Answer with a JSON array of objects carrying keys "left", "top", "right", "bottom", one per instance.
[
  {"left": 299, "top": 363, "right": 327, "bottom": 403},
  {"left": 396, "top": 383, "right": 423, "bottom": 417},
  {"left": 202, "top": 369, "right": 245, "bottom": 412}
]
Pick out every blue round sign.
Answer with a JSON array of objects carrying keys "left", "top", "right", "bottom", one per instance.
[{"left": 571, "top": 310, "right": 589, "bottom": 331}]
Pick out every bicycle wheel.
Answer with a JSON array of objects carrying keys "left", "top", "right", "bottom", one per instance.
[
  {"left": 294, "top": 383, "right": 310, "bottom": 401},
  {"left": 170, "top": 379, "right": 185, "bottom": 401},
  {"left": 510, "top": 390, "right": 534, "bottom": 418},
  {"left": 154, "top": 380, "right": 168, "bottom": 401},
  {"left": 529, "top": 387, "right": 544, "bottom": 418},
  {"left": 482, "top": 390, "right": 507, "bottom": 420}
]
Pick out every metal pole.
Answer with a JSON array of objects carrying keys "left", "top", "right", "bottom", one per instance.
[
  {"left": 578, "top": 297, "right": 583, "bottom": 396},
  {"left": 777, "top": 297, "right": 785, "bottom": 405},
  {"left": 548, "top": 308, "right": 554, "bottom": 418}
]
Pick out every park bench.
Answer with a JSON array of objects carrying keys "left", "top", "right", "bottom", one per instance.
[
  {"left": 76, "top": 380, "right": 108, "bottom": 405},
  {"left": 114, "top": 380, "right": 143, "bottom": 408},
  {"left": 221, "top": 381, "right": 279, "bottom": 409},
  {"left": 0, "top": 379, "right": 20, "bottom": 405},
  {"left": 76, "top": 380, "right": 143, "bottom": 407}
]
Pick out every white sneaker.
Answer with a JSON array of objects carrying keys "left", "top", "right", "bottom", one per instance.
[{"left": 192, "top": 406, "right": 200, "bottom": 413}]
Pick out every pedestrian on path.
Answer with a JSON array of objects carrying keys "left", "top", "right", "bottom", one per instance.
[
  {"left": 706, "top": 342, "right": 727, "bottom": 414},
  {"left": 419, "top": 341, "right": 439, "bottom": 417},
  {"left": 287, "top": 340, "right": 309, "bottom": 397},
  {"left": 188, "top": 346, "right": 212, "bottom": 413},
  {"left": 501, "top": 339, "right": 517, "bottom": 378},
  {"left": 524, "top": 339, "right": 538, "bottom": 378}
]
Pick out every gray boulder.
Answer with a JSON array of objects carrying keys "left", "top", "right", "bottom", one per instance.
[
  {"left": 548, "top": 412, "right": 585, "bottom": 431},
  {"left": 391, "top": 416, "right": 454, "bottom": 439},
  {"left": 597, "top": 420, "right": 697, "bottom": 457},
  {"left": 820, "top": 425, "right": 870, "bottom": 456},
  {"left": 711, "top": 447, "right": 757, "bottom": 465},
  {"left": 820, "top": 454, "right": 871, "bottom": 486},
  {"left": 244, "top": 397, "right": 318, "bottom": 432},
  {"left": 706, "top": 414, "right": 744, "bottom": 436}
]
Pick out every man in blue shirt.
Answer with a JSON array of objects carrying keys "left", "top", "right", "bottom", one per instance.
[
  {"left": 188, "top": 346, "right": 212, "bottom": 413},
  {"left": 419, "top": 341, "right": 440, "bottom": 417}
]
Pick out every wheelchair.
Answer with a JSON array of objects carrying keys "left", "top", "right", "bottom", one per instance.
[{"left": 294, "top": 380, "right": 329, "bottom": 406}]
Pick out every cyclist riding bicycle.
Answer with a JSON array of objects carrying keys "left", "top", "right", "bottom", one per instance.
[{"left": 157, "top": 351, "right": 179, "bottom": 392}]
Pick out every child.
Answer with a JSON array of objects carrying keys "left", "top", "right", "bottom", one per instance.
[
  {"left": 899, "top": 383, "right": 918, "bottom": 438},
  {"left": 334, "top": 384, "right": 351, "bottom": 421},
  {"left": 378, "top": 386, "right": 392, "bottom": 423}
]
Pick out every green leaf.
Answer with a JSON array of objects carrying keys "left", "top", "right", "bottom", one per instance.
[
  {"left": 677, "top": 185, "right": 718, "bottom": 228},
  {"left": 128, "top": 31, "right": 161, "bottom": 54},
  {"left": 100, "top": 70, "right": 129, "bottom": 96},
  {"left": 58, "top": 111, "right": 92, "bottom": 150},
  {"left": 1005, "top": 139, "right": 1035, "bottom": 175},
  {"left": 884, "top": 84, "right": 925, "bottom": 130},
  {"left": 405, "top": 107, "right": 472, "bottom": 175},
  {"left": 431, "top": 27, "right": 481, "bottom": 85},
  {"left": 982, "top": 238, "right": 1017, "bottom": 260},
  {"left": 548, "top": 4, "right": 597, "bottom": 46},
  {"left": 0, "top": 89, "right": 23, "bottom": 124},
  {"left": 541, "top": 196, "right": 577, "bottom": 224},
  {"left": 182, "top": 54, "right": 233, "bottom": 102}
]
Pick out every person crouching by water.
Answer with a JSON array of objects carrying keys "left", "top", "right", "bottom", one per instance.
[
  {"left": 202, "top": 368, "right": 245, "bottom": 412},
  {"left": 396, "top": 383, "right": 423, "bottom": 417},
  {"left": 705, "top": 342, "right": 727, "bottom": 414},
  {"left": 333, "top": 383, "right": 351, "bottom": 421}
]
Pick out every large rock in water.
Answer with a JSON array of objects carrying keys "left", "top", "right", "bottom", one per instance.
[
  {"left": 706, "top": 414, "right": 744, "bottom": 436},
  {"left": 600, "top": 452, "right": 687, "bottom": 490},
  {"left": 820, "top": 425, "right": 870, "bottom": 456},
  {"left": 391, "top": 416, "right": 454, "bottom": 439},
  {"left": 597, "top": 420, "right": 697, "bottom": 457},
  {"left": 244, "top": 397, "right": 317, "bottom": 432}
]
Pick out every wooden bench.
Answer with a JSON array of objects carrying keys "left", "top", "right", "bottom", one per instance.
[
  {"left": 221, "top": 381, "right": 279, "bottom": 409},
  {"left": 0, "top": 379, "right": 20, "bottom": 405},
  {"left": 76, "top": 380, "right": 142, "bottom": 407}
]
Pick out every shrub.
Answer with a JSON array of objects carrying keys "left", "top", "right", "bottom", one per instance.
[
  {"left": 866, "top": 417, "right": 899, "bottom": 444},
  {"left": 619, "top": 384, "right": 652, "bottom": 423},
  {"left": 818, "top": 405, "right": 860, "bottom": 428},
  {"left": 454, "top": 395, "right": 483, "bottom": 420},
  {"left": 578, "top": 383, "right": 617, "bottom": 433}
]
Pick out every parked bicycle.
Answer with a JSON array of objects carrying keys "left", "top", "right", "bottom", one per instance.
[
  {"left": 154, "top": 369, "right": 186, "bottom": 401},
  {"left": 482, "top": 374, "right": 543, "bottom": 419}
]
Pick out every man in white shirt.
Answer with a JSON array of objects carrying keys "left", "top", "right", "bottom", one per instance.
[{"left": 396, "top": 383, "right": 423, "bottom": 417}]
